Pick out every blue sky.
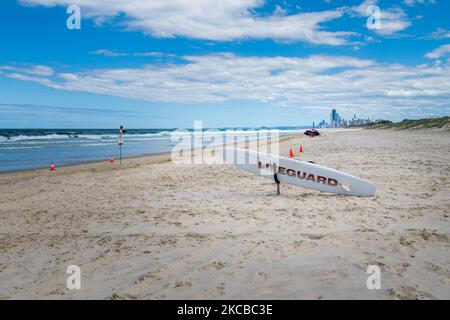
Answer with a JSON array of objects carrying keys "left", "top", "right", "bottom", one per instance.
[{"left": 0, "top": 0, "right": 449, "bottom": 128}]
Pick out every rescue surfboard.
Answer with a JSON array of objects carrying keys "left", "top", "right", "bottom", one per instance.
[{"left": 223, "top": 148, "right": 376, "bottom": 197}]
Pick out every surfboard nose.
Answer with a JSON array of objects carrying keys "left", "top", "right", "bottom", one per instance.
[{"left": 354, "top": 182, "right": 376, "bottom": 197}]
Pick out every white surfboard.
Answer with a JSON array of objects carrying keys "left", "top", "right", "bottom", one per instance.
[{"left": 223, "top": 148, "right": 376, "bottom": 197}]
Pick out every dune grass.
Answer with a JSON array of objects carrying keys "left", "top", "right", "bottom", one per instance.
[{"left": 364, "top": 116, "right": 450, "bottom": 130}]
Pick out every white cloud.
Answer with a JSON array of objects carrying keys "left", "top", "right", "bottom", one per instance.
[
  {"left": 403, "top": 0, "right": 436, "bottom": 7},
  {"left": 422, "top": 28, "right": 450, "bottom": 40},
  {"left": 90, "top": 49, "right": 127, "bottom": 57},
  {"left": 20, "top": 0, "right": 356, "bottom": 45},
  {"left": 425, "top": 44, "right": 450, "bottom": 59},
  {"left": 2, "top": 54, "right": 449, "bottom": 117},
  {"left": 377, "top": 8, "right": 412, "bottom": 36},
  {"left": 90, "top": 49, "right": 174, "bottom": 57},
  {"left": 0, "top": 64, "right": 54, "bottom": 76},
  {"left": 6, "top": 72, "right": 61, "bottom": 89},
  {"left": 134, "top": 52, "right": 175, "bottom": 57},
  {"left": 351, "top": 0, "right": 378, "bottom": 16}
]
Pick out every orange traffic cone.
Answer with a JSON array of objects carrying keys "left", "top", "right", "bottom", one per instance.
[
  {"left": 50, "top": 162, "right": 55, "bottom": 171},
  {"left": 289, "top": 148, "right": 295, "bottom": 158},
  {"left": 299, "top": 144, "right": 303, "bottom": 153},
  {"left": 109, "top": 155, "right": 115, "bottom": 163}
]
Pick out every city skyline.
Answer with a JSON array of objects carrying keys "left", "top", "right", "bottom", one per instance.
[{"left": 316, "top": 108, "right": 374, "bottom": 128}]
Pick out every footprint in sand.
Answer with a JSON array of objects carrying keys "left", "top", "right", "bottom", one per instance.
[
  {"left": 424, "top": 262, "right": 449, "bottom": 277},
  {"left": 384, "top": 262, "right": 410, "bottom": 274},
  {"left": 174, "top": 280, "right": 192, "bottom": 288},
  {"left": 48, "top": 288, "right": 65, "bottom": 296},
  {"left": 251, "top": 272, "right": 268, "bottom": 285},
  {"left": 216, "top": 283, "right": 226, "bottom": 296},
  {"left": 388, "top": 286, "right": 434, "bottom": 300},
  {"left": 108, "top": 293, "right": 138, "bottom": 300},
  {"left": 199, "top": 261, "right": 226, "bottom": 271},
  {"left": 305, "top": 234, "right": 325, "bottom": 240},
  {"left": 210, "top": 261, "right": 226, "bottom": 270},
  {"left": 135, "top": 271, "right": 163, "bottom": 284},
  {"left": 315, "top": 271, "right": 346, "bottom": 286}
]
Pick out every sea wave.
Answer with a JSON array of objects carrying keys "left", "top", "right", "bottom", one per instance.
[
  {"left": 0, "top": 146, "right": 45, "bottom": 150},
  {"left": 0, "top": 128, "right": 302, "bottom": 144},
  {"left": 78, "top": 143, "right": 113, "bottom": 147},
  {"left": 77, "top": 134, "right": 113, "bottom": 140},
  {"left": 0, "top": 132, "right": 176, "bottom": 142},
  {"left": 4, "top": 134, "right": 71, "bottom": 142}
]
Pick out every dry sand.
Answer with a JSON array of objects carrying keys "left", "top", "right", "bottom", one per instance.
[{"left": 0, "top": 129, "right": 449, "bottom": 300}]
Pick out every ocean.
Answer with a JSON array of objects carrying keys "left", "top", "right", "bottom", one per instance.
[{"left": 0, "top": 127, "right": 308, "bottom": 172}]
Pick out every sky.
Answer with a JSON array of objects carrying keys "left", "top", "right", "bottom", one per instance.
[{"left": 0, "top": 0, "right": 449, "bottom": 128}]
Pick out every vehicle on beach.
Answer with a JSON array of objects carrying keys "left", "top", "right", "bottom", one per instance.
[{"left": 304, "top": 129, "right": 320, "bottom": 137}]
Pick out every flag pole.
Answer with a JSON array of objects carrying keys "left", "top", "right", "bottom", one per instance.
[{"left": 118, "top": 126, "right": 125, "bottom": 166}]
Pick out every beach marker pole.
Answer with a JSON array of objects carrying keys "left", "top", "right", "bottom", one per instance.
[
  {"left": 50, "top": 162, "right": 55, "bottom": 171},
  {"left": 118, "top": 132, "right": 124, "bottom": 166},
  {"left": 273, "top": 162, "right": 280, "bottom": 195}
]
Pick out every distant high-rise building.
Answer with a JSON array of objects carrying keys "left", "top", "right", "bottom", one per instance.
[
  {"left": 330, "top": 109, "right": 337, "bottom": 127},
  {"left": 329, "top": 109, "right": 341, "bottom": 127}
]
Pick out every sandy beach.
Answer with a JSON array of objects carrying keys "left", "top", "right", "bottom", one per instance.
[{"left": 0, "top": 128, "right": 449, "bottom": 300}]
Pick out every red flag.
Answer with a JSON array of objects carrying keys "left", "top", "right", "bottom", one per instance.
[
  {"left": 289, "top": 148, "right": 295, "bottom": 158},
  {"left": 299, "top": 145, "right": 303, "bottom": 153}
]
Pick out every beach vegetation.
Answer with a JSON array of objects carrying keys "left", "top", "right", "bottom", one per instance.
[{"left": 363, "top": 116, "right": 450, "bottom": 130}]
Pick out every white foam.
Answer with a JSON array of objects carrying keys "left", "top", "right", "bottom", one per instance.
[
  {"left": 77, "top": 134, "right": 108, "bottom": 140},
  {"left": 0, "top": 146, "right": 44, "bottom": 150},
  {"left": 8, "top": 134, "right": 69, "bottom": 141}
]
